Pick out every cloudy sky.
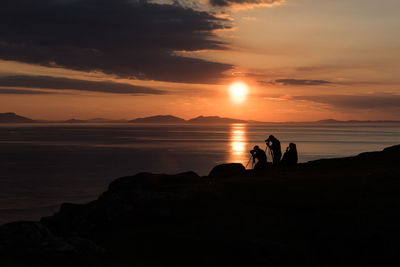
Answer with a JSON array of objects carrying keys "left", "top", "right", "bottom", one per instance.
[{"left": 0, "top": 0, "right": 399, "bottom": 121}]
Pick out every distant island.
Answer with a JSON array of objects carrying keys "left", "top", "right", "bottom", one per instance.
[
  {"left": 131, "top": 115, "right": 249, "bottom": 124},
  {"left": 0, "top": 113, "right": 254, "bottom": 124},
  {"left": 130, "top": 115, "right": 185, "bottom": 124},
  {"left": 315, "top": 119, "right": 400, "bottom": 124},
  {"left": 1, "top": 112, "right": 400, "bottom": 124},
  {"left": 0, "top": 112, "right": 34, "bottom": 123}
]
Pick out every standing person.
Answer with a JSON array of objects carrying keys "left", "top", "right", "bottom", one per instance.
[
  {"left": 281, "top": 143, "right": 298, "bottom": 166},
  {"left": 265, "top": 135, "right": 282, "bottom": 166},
  {"left": 249, "top": 145, "right": 267, "bottom": 170}
]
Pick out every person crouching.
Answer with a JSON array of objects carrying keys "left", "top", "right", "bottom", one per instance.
[{"left": 250, "top": 145, "right": 268, "bottom": 170}]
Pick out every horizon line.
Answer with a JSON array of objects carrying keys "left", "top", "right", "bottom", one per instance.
[{"left": 1, "top": 112, "right": 400, "bottom": 124}]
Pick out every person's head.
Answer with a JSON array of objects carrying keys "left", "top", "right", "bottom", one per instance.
[
  {"left": 253, "top": 145, "right": 260, "bottom": 151},
  {"left": 265, "top": 135, "right": 274, "bottom": 143},
  {"left": 289, "top": 143, "right": 296, "bottom": 150}
]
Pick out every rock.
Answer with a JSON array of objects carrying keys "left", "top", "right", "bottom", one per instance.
[
  {"left": 42, "top": 171, "right": 210, "bottom": 237},
  {"left": 65, "top": 236, "right": 106, "bottom": 255},
  {"left": 383, "top": 144, "right": 400, "bottom": 152},
  {"left": 108, "top": 171, "right": 201, "bottom": 193},
  {"left": 4, "top": 145, "right": 400, "bottom": 266},
  {"left": 0, "top": 221, "right": 105, "bottom": 257},
  {"left": 0, "top": 221, "right": 60, "bottom": 255},
  {"left": 208, "top": 163, "right": 246, "bottom": 179},
  {"left": 41, "top": 203, "right": 92, "bottom": 237}
]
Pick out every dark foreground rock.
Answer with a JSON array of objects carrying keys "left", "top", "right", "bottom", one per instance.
[
  {"left": 208, "top": 163, "right": 246, "bottom": 179},
  {"left": 0, "top": 221, "right": 108, "bottom": 266},
  {"left": 2, "top": 145, "right": 400, "bottom": 266}
]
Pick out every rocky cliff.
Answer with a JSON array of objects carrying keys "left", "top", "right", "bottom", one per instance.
[{"left": 1, "top": 145, "right": 400, "bottom": 266}]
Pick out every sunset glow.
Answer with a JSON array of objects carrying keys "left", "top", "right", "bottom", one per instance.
[
  {"left": 228, "top": 82, "right": 249, "bottom": 103},
  {"left": 0, "top": 0, "right": 399, "bottom": 121}
]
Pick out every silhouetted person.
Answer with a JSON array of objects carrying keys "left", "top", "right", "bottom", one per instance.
[
  {"left": 265, "top": 135, "right": 281, "bottom": 166},
  {"left": 250, "top": 145, "right": 267, "bottom": 170},
  {"left": 281, "top": 143, "right": 298, "bottom": 166}
]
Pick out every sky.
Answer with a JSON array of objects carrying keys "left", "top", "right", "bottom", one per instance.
[{"left": 0, "top": 0, "right": 399, "bottom": 121}]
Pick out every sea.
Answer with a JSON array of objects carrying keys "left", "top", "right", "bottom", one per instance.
[{"left": 1, "top": 122, "right": 400, "bottom": 224}]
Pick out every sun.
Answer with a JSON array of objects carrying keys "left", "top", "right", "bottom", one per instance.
[{"left": 228, "top": 81, "right": 249, "bottom": 103}]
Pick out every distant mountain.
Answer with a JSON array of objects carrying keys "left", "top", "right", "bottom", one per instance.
[
  {"left": 130, "top": 115, "right": 185, "bottom": 124},
  {"left": 315, "top": 119, "right": 400, "bottom": 124},
  {"left": 0, "top": 112, "right": 35, "bottom": 123},
  {"left": 187, "top": 116, "right": 248, "bottom": 124},
  {"left": 3, "top": 112, "right": 399, "bottom": 124}
]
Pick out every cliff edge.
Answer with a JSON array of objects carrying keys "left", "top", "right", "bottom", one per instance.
[{"left": 1, "top": 145, "right": 400, "bottom": 266}]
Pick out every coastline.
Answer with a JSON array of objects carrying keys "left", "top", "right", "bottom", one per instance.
[{"left": 1, "top": 144, "right": 400, "bottom": 266}]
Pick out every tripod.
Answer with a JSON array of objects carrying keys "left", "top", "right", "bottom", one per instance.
[{"left": 245, "top": 155, "right": 254, "bottom": 169}]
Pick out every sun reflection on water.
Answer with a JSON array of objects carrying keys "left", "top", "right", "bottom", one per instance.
[{"left": 228, "top": 124, "right": 248, "bottom": 164}]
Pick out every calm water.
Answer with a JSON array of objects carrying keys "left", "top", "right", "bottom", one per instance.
[{"left": 1, "top": 123, "right": 400, "bottom": 224}]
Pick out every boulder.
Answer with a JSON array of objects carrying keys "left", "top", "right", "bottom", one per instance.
[{"left": 208, "top": 163, "right": 246, "bottom": 179}]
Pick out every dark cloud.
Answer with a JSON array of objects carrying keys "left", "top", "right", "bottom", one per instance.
[
  {"left": 275, "top": 79, "right": 332, "bottom": 86},
  {"left": 0, "top": 88, "right": 52, "bottom": 94},
  {"left": 259, "top": 79, "right": 332, "bottom": 86},
  {"left": 293, "top": 94, "right": 400, "bottom": 110},
  {"left": 0, "top": 0, "right": 232, "bottom": 83},
  {"left": 209, "top": 0, "right": 282, "bottom": 7},
  {"left": 0, "top": 75, "right": 163, "bottom": 94}
]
